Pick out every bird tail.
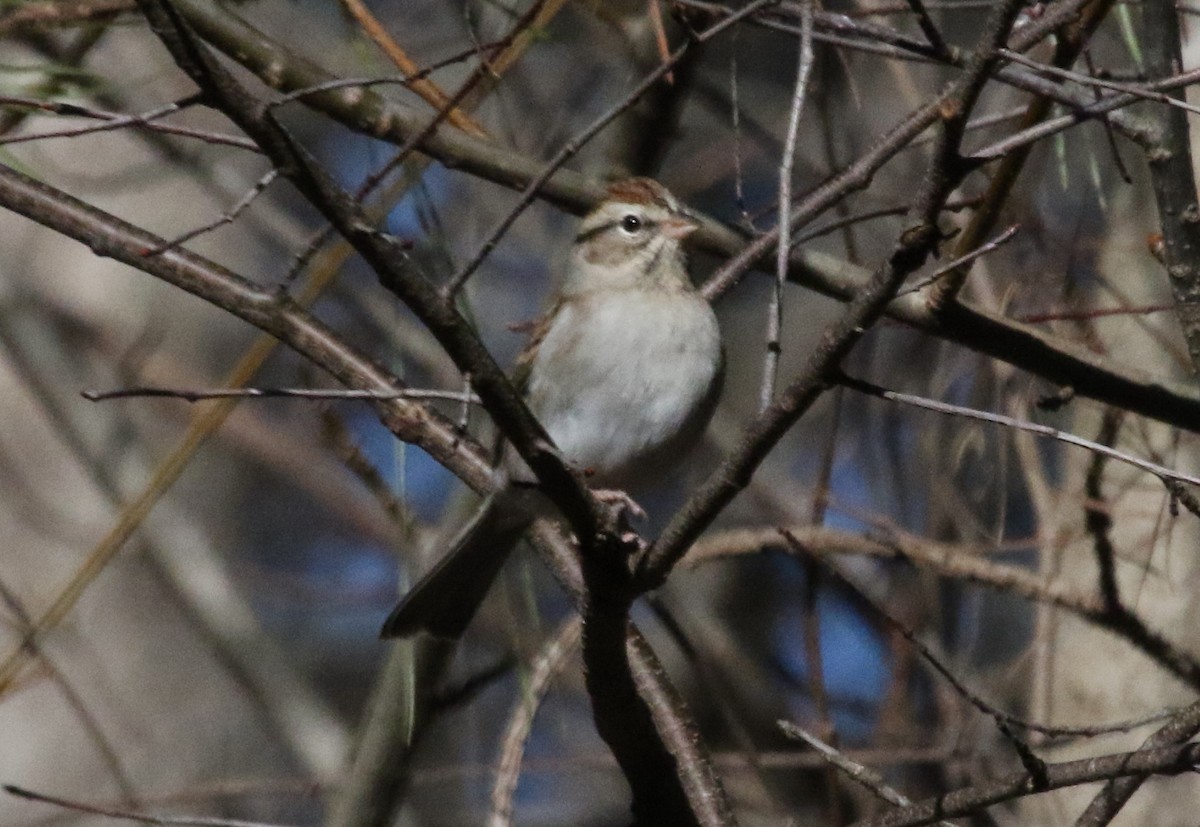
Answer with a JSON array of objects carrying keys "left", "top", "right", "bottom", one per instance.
[{"left": 380, "top": 489, "right": 534, "bottom": 639}]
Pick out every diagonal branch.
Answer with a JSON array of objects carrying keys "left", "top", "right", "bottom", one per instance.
[
  {"left": 158, "top": 0, "right": 1200, "bottom": 435},
  {"left": 638, "top": 0, "right": 1030, "bottom": 586},
  {"left": 337, "top": 0, "right": 487, "bottom": 137},
  {"left": 0, "top": 159, "right": 492, "bottom": 697},
  {"left": 133, "top": 4, "right": 737, "bottom": 824},
  {"left": 847, "top": 741, "right": 1200, "bottom": 827},
  {"left": 136, "top": 0, "right": 599, "bottom": 543},
  {"left": 1138, "top": 3, "right": 1200, "bottom": 375},
  {"left": 922, "top": 0, "right": 1117, "bottom": 313}
]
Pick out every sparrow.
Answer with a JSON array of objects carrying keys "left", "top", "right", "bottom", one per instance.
[{"left": 381, "top": 178, "right": 723, "bottom": 638}]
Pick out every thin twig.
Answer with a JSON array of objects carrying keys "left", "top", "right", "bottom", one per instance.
[
  {"left": 152, "top": 0, "right": 1200, "bottom": 437},
  {"left": 791, "top": 195, "right": 982, "bottom": 246},
  {"left": 902, "top": 0, "right": 951, "bottom": 58},
  {"left": 82, "top": 385, "right": 481, "bottom": 404},
  {"left": 1000, "top": 47, "right": 1200, "bottom": 118},
  {"left": 337, "top": 0, "right": 487, "bottom": 137},
  {"left": 688, "top": 521, "right": 1200, "bottom": 704},
  {"left": 1083, "top": 410, "right": 1124, "bottom": 613},
  {"left": 646, "top": 0, "right": 676, "bottom": 85},
  {"left": 488, "top": 618, "right": 582, "bottom": 827},
  {"left": 837, "top": 373, "right": 1200, "bottom": 489},
  {"left": 969, "top": 66, "right": 1200, "bottom": 162},
  {"left": 1016, "top": 303, "right": 1177, "bottom": 323},
  {"left": 898, "top": 224, "right": 1019, "bottom": 296},
  {"left": 442, "top": 0, "right": 780, "bottom": 298},
  {"left": 760, "top": 0, "right": 814, "bottom": 412},
  {"left": 144, "top": 169, "right": 280, "bottom": 256},
  {"left": 922, "top": 0, "right": 1117, "bottom": 313},
  {"left": 804, "top": 386, "right": 843, "bottom": 821},
  {"left": 644, "top": 0, "right": 1029, "bottom": 586},
  {"left": 784, "top": 530, "right": 1049, "bottom": 785},
  {"left": 3, "top": 785, "right": 296, "bottom": 827},
  {"left": 675, "top": 0, "right": 949, "bottom": 62},
  {"left": 846, "top": 742, "right": 1200, "bottom": 827},
  {"left": 728, "top": 25, "right": 754, "bottom": 228},
  {"left": 779, "top": 720, "right": 956, "bottom": 827},
  {"left": 265, "top": 39, "right": 508, "bottom": 111},
  {"left": 0, "top": 94, "right": 257, "bottom": 150}
]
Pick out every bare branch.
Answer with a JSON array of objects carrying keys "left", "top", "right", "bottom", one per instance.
[
  {"left": 847, "top": 742, "right": 1200, "bottom": 827},
  {"left": 779, "top": 720, "right": 956, "bottom": 827},
  {"left": 145, "top": 0, "right": 1200, "bottom": 436},
  {"left": 642, "top": 0, "right": 1030, "bottom": 585},
  {"left": 442, "top": 0, "right": 778, "bottom": 298},
  {"left": 4, "top": 785, "right": 296, "bottom": 827},
  {"left": 0, "top": 159, "right": 493, "bottom": 697},
  {"left": 489, "top": 618, "right": 582, "bottom": 827},
  {"left": 922, "top": 0, "right": 1116, "bottom": 312},
  {"left": 0, "top": 0, "right": 135, "bottom": 36},
  {"left": 83, "top": 385, "right": 481, "bottom": 405},
  {"left": 836, "top": 373, "right": 1200, "bottom": 490},
  {"left": 337, "top": 0, "right": 487, "bottom": 137},
  {"left": 760, "top": 0, "right": 814, "bottom": 412}
]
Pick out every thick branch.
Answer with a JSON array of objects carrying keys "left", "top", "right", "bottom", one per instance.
[
  {"left": 133, "top": 4, "right": 736, "bottom": 823},
  {"left": 1141, "top": 3, "right": 1200, "bottom": 374},
  {"left": 639, "top": 0, "right": 1029, "bottom": 584},
  {"left": 0, "top": 0, "right": 134, "bottom": 35},
  {"left": 688, "top": 524, "right": 1200, "bottom": 694},
  {"left": 156, "top": 0, "right": 1200, "bottom": 435},
  {"left": 135, "top": 0, "right": 598, "bottom": 541},
  {"left": 0, "top": 161, "right": 491, "bottom": 489},
  {"left": 924, "top": 0, "right": 1116, "bottom": 311}
]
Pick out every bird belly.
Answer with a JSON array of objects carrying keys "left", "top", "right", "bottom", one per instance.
[{"left": 526, "top": 291, "right": 721, "bottom": 488}]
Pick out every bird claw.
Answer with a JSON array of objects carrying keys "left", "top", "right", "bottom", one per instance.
[
  {"left": 619, "top": 530, "right": 649, "bottom": 553},
  {"left": 592, "top": 489, "right": 647, "bottom": 522},
  {"left": 591, "top": 489, "right": 648, "bottom": 555}
]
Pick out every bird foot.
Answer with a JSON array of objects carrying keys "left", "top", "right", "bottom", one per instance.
[
  {"left": 592, "top": 489, "right": 648, "bottom": 554},
  {"left": 618, "top": 530, "right": 649, "bottom": 554},
  {"left": 592, "top": 489, "right": 647, "bottom": 522}
]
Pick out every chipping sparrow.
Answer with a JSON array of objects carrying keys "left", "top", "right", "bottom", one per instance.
[{"left": 381, "top": 178, "right": 723, "bottom": 638}]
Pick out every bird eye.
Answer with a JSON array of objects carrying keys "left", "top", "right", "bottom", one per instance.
[{"left": 620, "top": 214, "right": 642, "bottom": 234}]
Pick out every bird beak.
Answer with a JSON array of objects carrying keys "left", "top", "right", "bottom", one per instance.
[{"left": 661, "top": 214, "right": 700, "bottom": 240}]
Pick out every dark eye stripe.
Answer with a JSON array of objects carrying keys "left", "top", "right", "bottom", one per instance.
[{"left": 574, "top": 218, "right": 659, "bottom": 244}]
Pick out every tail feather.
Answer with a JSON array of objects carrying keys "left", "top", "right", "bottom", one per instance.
[{"left": 381, "top": 489, "right": 533, "bottom": 639}]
